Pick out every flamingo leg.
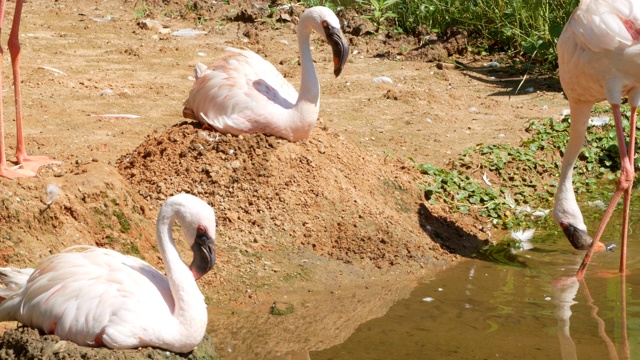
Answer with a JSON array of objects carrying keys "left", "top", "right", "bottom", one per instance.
[
  {"left": 0, "top": 0, "right": 32, "bottom": 178},
  {"left": 2, "top": 0, "right": 59, "bottom": 178},
  {"left": 576, "top": 104, "right": 635, "bottom": 279},
  {"left": 619, "top": 106, "right": 636, "bottom": 274}
]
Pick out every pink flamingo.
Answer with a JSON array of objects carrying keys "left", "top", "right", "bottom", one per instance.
[
  {"left": 182, "top": 6, "right": 349, "bottom": 142},
  {"left": 0, "top": 0, "right": 59, "bottom": 179},
  {"left": 0, "top": 194, "right": 216, "bottom": 352},
  {"left": 554, "top": 0, "right": 640, "bottom": 278}
]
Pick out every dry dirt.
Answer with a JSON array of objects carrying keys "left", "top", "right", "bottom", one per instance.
[{"left": 0, "top": 0, "right": 571, "bottom": 358}]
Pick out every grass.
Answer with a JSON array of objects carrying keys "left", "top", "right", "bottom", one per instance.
[
  {"left": 113, "top": 209, "right": 131, "bottom": 233},
  {"left": 133, "top": 0, "right": 578, "bottom": 67},
  {"left": 302, "top": 0, "right": 578, "bottom": 67},
  {"left": 416, "top": 107, "right": 634, "bottom": 235}
]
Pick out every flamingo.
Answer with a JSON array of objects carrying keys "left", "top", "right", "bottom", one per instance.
[
  {"left": 554, "top": 0, "right": 640, "bottom": 278},
  {"left": 0, "top": 193, "right": 216, "bottom": 353},
  {"left": 0, "top": 0, "right": 59, "bottom": 179},
  {"left": 182, "top": 6, "right": 349, "bottom": 142}
]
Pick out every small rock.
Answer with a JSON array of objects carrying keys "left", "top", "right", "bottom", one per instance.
[
  {"left": 138, "top": 19, "right": 163, "bottom": 32},
  {"left": 436, "top": 62, "right": 456, "bottom": 70}
]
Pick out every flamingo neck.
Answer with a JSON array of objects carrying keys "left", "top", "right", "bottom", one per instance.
[
  {"left": 155, "top": 205, "right": 205, "bottom": 325},
  {"left": 553, "top": 103, "right": 591, "bottom": 228},
  {"left": 291, "top": 15, "right": 321, "bottom": 137}
]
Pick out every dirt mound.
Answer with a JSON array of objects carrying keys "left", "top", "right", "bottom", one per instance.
[
  {"left": 117, "top": 122, "right": 453, "bottom": 271},
  {"left": 0, "top": 164, "right": 157, "bottom": 268}
]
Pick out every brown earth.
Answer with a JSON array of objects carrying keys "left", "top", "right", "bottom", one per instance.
[{"left": 0, "top": 0, "right": 571, "bottom": 358}]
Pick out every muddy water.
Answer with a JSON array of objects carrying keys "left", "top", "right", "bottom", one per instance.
[
  {"left": 311, "top": 223, "right": 640, "bottom": 359},
  {"left": 205, "top": 208, "right": 640, "bottom": 359}
]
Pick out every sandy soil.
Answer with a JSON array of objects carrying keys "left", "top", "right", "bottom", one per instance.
[{"left": 0, "top": 0, "right": 570, "bottom": 358}]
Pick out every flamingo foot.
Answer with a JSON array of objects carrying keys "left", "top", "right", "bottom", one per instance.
[
  {"left": 590, "top": 268, "right": 631, "bottom": 278},
  {"left": 18, "top": 155, "right": 61, "bottom": 175},
  {"left": 0, "top": 164, "right": 36, "bottom": 179}
]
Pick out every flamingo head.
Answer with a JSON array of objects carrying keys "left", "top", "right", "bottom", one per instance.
[
  {"left": 322, "top": 20, "right": 349, "bottom": 77},
  {"left": 307, "top": 6, "right": 349, "bottom": 77},
  {"left": 189, "top": 224, "right": 216, "bottom": 280},
  {"left": 168, "top": 193, "right": 217, "bottom": 279},
  {"left": 559, "top": 221, "right": 593, "bottom": 250}
]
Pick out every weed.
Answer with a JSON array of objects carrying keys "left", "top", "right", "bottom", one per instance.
[
  {"left": 417, "top": 107, "right": 636, "bottom": 232},
  {"left": 113, "top": 209, "right": 131, "bottom": 233},
  {"left": 270, "top": 302, "right": 295, "bottom": 315},
  {"left": 133, "top": 1, "right": 154, "bottom": 19},
  {"left": 303, "top": 0, "right": 359, "bottom": 11},
  {"left": 104, "top": 235, "right": 118, "bottom": 246},
  {"left": 356, "top": 0, "right": 399, "bottom": 31},
  {"left": 123, "top": 242, "right": 142, "bottom": 257},
  {"left": 301, "top": 0, "right": 577, "bottom": 66}
]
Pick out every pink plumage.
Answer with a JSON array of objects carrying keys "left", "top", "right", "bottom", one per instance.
[
  {"left": 554, "top": 0, "right": 640, "bottom": 277},
  {"left": 183, "top": 6, "right": 349, "bottom": 142},
  {"left": 0, "top": 194, "right": 217, "bottom": 353}
]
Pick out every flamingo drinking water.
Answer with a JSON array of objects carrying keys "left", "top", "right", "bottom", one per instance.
[
  {"left": 554, "top": 0, "right": 640, "bottom": 278},
  {"left": 182, "top": 6, "right": 349, "bottom": 142}
]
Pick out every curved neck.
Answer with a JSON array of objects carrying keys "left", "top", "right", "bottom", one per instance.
[
  {"left": 296, "top": 17, "right": 320, "bottom": 108},
  {"left": 155, "top": 207, "right": 203, "bottom": 319}
]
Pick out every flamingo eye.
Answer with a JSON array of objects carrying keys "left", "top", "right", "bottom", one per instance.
[
  {"left": 197, "top": 225, "right": 206, "bottom": 234},
  {"left": 322, "top": 20, "right": 328, "bottom": 27}
]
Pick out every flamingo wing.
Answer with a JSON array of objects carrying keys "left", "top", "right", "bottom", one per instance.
[
  {"left": 0, "top": 246, "right": 174, "bottom": 348},
  {"left": 572, "top": 0, "right": 640, "bottom": 51},
  {"left": 0, "top": 267, "right": 33, "bottom": 298},
  {"left": 183, "top": 47, "right": 299, "bottom": 136}
]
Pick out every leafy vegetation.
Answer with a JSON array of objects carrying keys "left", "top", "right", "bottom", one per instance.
[
  {"left": 355, "top": 0, "right": 399, "bottom": 31},
  {"left": 417, "top": 107, "right": 633, "bottom": 233},
  {"left": 302, "top": 0, "right": 578, "bottom": 66},
  {"left": 113, "top": 209, "right": 131, "bottom": 233}
]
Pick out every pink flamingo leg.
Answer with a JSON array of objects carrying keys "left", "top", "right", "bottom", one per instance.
[
  {"left": 619, "top": 106, "right": 636, "bottom": 275},
  {"left": 0, "top": 0, "right": 59, "bottom": 179},
  {"left": 0, "top": 0, "right": 32, "bottom": 178},
  {"left": 576, "top": 104, "right": 636, "bottom": 279}
]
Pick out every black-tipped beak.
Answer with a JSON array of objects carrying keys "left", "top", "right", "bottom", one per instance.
[
  {"left": 560, "top": 222, "right": 592, "bottom": 250},
  {"left": 189, "top": 225, "right": 216, "bottom": 280},
  {"left": 324, "top": 24, "right": 349, "bottom": 77}
]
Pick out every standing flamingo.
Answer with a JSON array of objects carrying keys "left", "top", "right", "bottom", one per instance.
[
  {"left": 0, "top": 193, "right": 216, "bottom": 353},
  {"left": 182, "top": 6, "right": 349, "bottom": 142},
  {"left": 554, "top": 0, "right": 640, "bottom": 278},
  {"left": 0, "top": 0, "right": 59, "bottom": 179}
]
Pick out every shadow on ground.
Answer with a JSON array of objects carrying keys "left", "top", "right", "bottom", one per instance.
[{"left": 417, "top": 203, "right": 489, "bottom": 258}]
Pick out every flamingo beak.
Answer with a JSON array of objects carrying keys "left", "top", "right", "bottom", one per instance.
[
  {"left": 324, "top": 24, "right": 349, "bottom": 77},
  {"left": 189, "top": 226, "right": 216, "bottom": 280},
  {"left": 559, "top": 222, "right": 592, "bottom": 250}
]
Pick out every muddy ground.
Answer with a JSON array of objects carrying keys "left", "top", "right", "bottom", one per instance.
[{"left": 0, "top": 0, "right": 571, "bottom": 358}]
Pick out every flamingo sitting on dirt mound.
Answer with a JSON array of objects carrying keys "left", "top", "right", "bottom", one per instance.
[
  {"left": 554, "top": 0, "right": 640, "bottom": 278},
  {"left": 0, "top": 0, "right": 59, "bottom": 179},
  {"left": 182, "top": 6, "right": 349, "bottom": 142},
  {"left": 0, "top": 193, "right": 216, "bottom": 353}
]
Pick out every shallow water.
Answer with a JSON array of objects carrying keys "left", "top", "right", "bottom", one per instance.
[
  {"left": 208, "top": 202, "right": 640, "bottom": 359},
  {"left": 311, "top": 223, "right": 640, "bottom": 359}
]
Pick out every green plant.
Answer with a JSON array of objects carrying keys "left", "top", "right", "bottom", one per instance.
[
  {"left": 303, "top": 0, "right": 359, "bottom": 11},
  {"left": 417, "top": 107, "right": 637, "bottom": 232},
  {"left": 113, "top": 209, "right": 131, "bottom": 233},
  {"left": 133, "top": 1, "right": 154, "bottom": 19},
  {"left": 356, "top": 0, "right": 399, "bottom": 31},
  {"left": 302, "top": 0, "right": 577, "bottom": 66}
]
